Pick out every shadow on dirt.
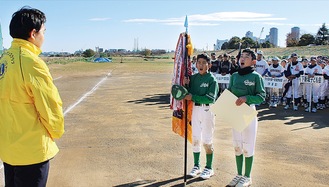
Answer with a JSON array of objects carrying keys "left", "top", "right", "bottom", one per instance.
[
  {"left": 127, "top": 93, "right": 170, "bottom": 109},
  {"left": 113, "top": 176, "right": 206, "bottom": 187},
  {"left": 113, "top": 179, "right": 156, "bottom": 187},
  {"left": 256, "top": 104, "right": 329, "bottom": 130}
]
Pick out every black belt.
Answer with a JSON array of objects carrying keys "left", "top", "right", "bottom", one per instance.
[{"left": 195, "top": 103, "right": 209, "bottom": 106}]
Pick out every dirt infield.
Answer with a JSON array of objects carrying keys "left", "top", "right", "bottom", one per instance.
[{"left": 1, "top": 61, "right": 329, "bottom": 187}]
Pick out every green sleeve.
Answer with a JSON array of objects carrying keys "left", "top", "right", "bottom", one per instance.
[
  {"left": 192, "top": 79, "right": 219, "bottom": 104},
  {"left": 228, "top": 73, "right": 234, "bottom": 92},
  {"left": 246, "top": 75, "right": 266, "bottom": 105}
]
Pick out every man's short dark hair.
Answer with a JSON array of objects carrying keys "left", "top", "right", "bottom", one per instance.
[
  {"left": 197, "top": 53, "right": 211, "bottom": 62},
  {"left": 242, "top": 48, "right": 256, "bottom": 60},
  {"left": 10, "top": 6, "right": 46, "bottom": 40}
]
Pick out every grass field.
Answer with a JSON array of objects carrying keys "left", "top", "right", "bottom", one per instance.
[{"left": 42, "top": 45, "right": 329, "bottom": 65}]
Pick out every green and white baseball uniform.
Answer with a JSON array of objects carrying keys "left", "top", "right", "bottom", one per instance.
[
  {"left": 188, "top": 72, "right": 219, "bottom": 152},
  {"left": 228, "top": 68, "right": 265, "bottom": 157}
]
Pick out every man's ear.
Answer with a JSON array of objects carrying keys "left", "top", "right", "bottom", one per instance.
[
  {"left": 27, "top": 29, "right": 37, "bottom": 43},
  {"left": 29, "top": 29, "right": 37, "bottom": 40},
  {"left": 252, "top": 60, "right": 256, "bottom": 65},
  {"left": 208, "top": 63, "right": 212, "bottom": 68}
]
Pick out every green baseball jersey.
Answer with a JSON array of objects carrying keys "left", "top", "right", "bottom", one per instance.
[
  {"left": 187, "top": 72, "right": 219, "bottom": 104},
  {"left": 228, "top": 71, "right": 266, "bottom": 105}
]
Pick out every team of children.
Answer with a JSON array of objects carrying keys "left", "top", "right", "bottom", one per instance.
[{"left": 185, "top": 49, "right": 328, "bottom": 186}]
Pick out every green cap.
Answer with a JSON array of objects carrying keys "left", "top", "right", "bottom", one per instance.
[{"left": 171, "top": 85, "right": 188, "bottom": 100}]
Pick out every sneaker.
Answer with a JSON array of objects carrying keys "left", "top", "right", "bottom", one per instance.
[
  {"left": 188, "top": 166, "right": 201, "bottom": 178},
  {"left": 200, "top": 167, "right": 214, "bottom": 180},
  {"left": 293, "top": 105, "right": 298, "bottom": 111},
  {"left": 226, "top": 175, "right": 242, "bottom": 187},
  {"left": 284, "top": 105, "right": 290, "bottom": 110},
  {"left": 319, "top": 104, "right": 324, "bottom": 110},
  {"left": 236, "top": 176, "right": 252, "bottom": 187},
  {"left": 312, "top": 107, "right": 317, "bottom": 113},
  {"left": 272, "top": 103, "right": 277, "bottom": 108},
  {"left": 305, "top": 107, "right": 310, "bottom": 112}
]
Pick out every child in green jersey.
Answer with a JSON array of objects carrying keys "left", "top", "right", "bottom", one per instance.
[
  {"left": 226, "top": 49, "right": 266, "bottom": 187},
  {"left": 183, "top": 53, "right": 219, "bottom": 180}
]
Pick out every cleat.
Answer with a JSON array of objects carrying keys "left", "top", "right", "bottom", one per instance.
[
  {"left": 188, "top": 166, "right": 201, "bottom": 178},
  {"left": 236, "top": 176, "right": 252, "bottom": 187},
  {"left": 311, "top": 107, "right": 317, "bottom": 113},
  {"left": 226, "top": 175, "right": 242, "bottom": 187},
  {"left": 200, "top": 167, "right": 214, "bottom": 180}
]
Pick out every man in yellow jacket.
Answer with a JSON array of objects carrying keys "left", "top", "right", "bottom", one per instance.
[{"left": 0, "top": 7, "right": 64, "bottom": 187}]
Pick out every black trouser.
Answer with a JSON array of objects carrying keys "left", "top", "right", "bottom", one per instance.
[{"left": 4, "top": 160, "right": 49, "bottom": 187}]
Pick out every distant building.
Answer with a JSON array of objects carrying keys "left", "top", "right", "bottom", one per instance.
[
  {"left": 95, "top": 47, "right": 104, "bottom": 53},
  {"left": 265, "top": 34, "right": 270, "bottom": 43},
  {"left": 269, "top": 27, "right": 278, "bottom": 47},
  {"left": 245, "top": 31, "right": 257, "bottom": 41},
  {"left": 291, "top": 27, "right": 300, "bottom": 41},
  {"left": 214, "top": 39, "right": 228, "bottom": 50}
]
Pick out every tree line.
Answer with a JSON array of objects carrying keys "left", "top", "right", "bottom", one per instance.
[
  {"left": 220, "top": 23, "right": 329, "bottom": 50},
  {"left": 220, "top": 36, "right": 274, "bottom": 50},
  {"left": 286, "top": 23, "right": 329, "bottom": 47}
]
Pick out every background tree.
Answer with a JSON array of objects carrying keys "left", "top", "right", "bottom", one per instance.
[
  {"left": 298, "top": 34, "right": 315, "bottom": 46},
  {"left": 286, "top": 32, "right": 299, "bottom": 47},
  {"left": 221, "top": 42, "right": 229, "bottom": 50},
  {"left": 241, "top": 37, "right": 256, "bottom": 49},
  {"left": 140, "top": 49, "right": 151, "bottom": 56},
  {"left": 83, "top": 49, "right": 95, "bottom": 57},
  {"left": 227, "top": 36, "right": 241, "bottom": 49},
  {"left": 315, "top": 23, "right": 329, "bottom": 45},
  {"left": 261, "top": 41, "right": 274, "bottom": 48}
]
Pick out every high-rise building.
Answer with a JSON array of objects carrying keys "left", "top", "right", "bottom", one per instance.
[
  {"left": 245, "top": 31, "right": 257, "bottom": 41},
  {"left": 269, "top": 27, "right": 278, "bottom": 47},
  {"left": 291, "top": 27, "right": 300, "bottom": 41},
  {"left": 214, "top": 39, "right": 228, "bottom": 50}
]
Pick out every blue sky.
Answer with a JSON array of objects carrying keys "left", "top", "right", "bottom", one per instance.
[{"left": 0, "top": 0, "right": 328, "bottom": 53}]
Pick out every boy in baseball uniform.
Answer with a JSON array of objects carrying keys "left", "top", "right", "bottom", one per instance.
[
  {"left": 283, "top": 53, "right": 304, "bottom": 111},
  {"left": 183, "top": 53, "right": 219, "bottom": 180},
  {"left": 255, "top": 50, "right": 269, "bottom": 104},
  {"left": 267, "top": 57, "right": 284, "bottom": 108},
  {"left": 304, "top": 56, "right": 323, "bottom": 112},
  {"left": 226, "top": 49, "right": 265, "bottom": 187}
]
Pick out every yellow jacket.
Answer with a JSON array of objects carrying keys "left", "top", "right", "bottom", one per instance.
[{"left": 0, "top": 39, "right": 64, "bottom": 165}]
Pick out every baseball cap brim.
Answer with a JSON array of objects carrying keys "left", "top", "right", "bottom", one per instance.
[{"left": 171, "top": 85, "right": 188, "bottom": 100}]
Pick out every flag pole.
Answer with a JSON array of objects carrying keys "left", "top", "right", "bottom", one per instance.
[{"left": 183, "top": 15, "right": 188, "bottom": 186}]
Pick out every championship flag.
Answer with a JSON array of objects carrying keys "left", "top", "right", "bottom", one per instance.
[
  {"left": 170, "top": 16, "right": 193, "bottom": 185},
  {"left": 170, "top": 32, "right": 193, "bottom": 144}
]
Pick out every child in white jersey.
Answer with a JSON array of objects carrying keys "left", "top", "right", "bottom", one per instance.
[
  {"left": 267, "top": 57, "right": 284, "bottom": 107},
  {"left": 304, "top": 56, "right": 323, "bottom": 112},
  {"left": 283, "top": 53, "right": 304, "bottom": 111}
]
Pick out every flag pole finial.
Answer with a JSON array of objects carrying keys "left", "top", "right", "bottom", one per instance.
[{"left": 184, "top": 15, "right": 188, "bottom": 34}]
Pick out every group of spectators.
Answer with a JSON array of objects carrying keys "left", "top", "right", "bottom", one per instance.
[{"left": 191, "top": 50, "right": 329, "bottom": 113}]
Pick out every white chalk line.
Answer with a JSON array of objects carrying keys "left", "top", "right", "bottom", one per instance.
[
  {"left": 63, "top": 72, "right": 112, "bottom": 116},
  {"left": 54, "top": 76, "right": 63, "bottom": 81}
]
